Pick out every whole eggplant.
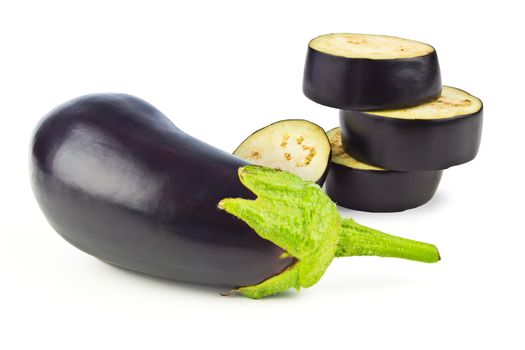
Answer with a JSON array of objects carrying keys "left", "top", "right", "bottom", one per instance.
[
  {"left": 31, "top": 94, "right": 440, "bottom": 299},
  {"left": 30, "top": 94, "right": 295, "bottom": 287}
]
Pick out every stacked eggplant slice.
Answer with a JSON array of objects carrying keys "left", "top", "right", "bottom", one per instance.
[
  {"left": 303, "top": 33, "right": 442, "bottom": 110},
  {"left": 324, "top": 128, "right": 443, "bottom": 212},
  {"left": 303, "top": 33, "right": 483, "bottom": 212},
  {"left": 338, "top": 86, "right": 483, "bottom": 171}
]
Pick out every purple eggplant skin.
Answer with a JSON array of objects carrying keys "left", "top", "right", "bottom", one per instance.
[
  {"left": 325, "top": 164, "right": 442, "bottom": 212},
  {"left": 30, "top": 94, "right": 295, "bottom": 287},
  {"left": 339, "top": 108, "right": 483, "bottom": 171},
  {"left": 303, "top": 47, "right": 442, "bottom": 111}
]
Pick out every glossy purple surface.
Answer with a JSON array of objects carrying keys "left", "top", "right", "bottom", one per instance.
[
  {"left": 325, "top": 164, "right": 442, "bottom": 212},
  {"left": 339, "top": 108, "right": 483, "bottom": 171},
  {"left": 31, "top": 94, "right": 294, "bottom": 287},
  {"left": 303, "top": 48, "right": 442, "bottom": 110}
]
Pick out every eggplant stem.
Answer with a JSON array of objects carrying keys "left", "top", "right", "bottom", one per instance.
[{"left": 336, "top": 218, "right": 440, "bottom": 263}]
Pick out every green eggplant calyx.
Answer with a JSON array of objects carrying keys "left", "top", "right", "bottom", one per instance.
[
  {"left": 219, "top": 165, "right": 441, "bottom": 299},
  {"left": 218, "top": 165, "right": 341, "bottom": 299}
]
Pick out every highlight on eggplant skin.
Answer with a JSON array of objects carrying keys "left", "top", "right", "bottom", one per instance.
[
  {"left": 233, "top": 119, "right": 331, "bottom": 185},
  {"left": 340, "top": 86, "right": 483, "bottom": 171},
  {"left": 325, "top": 128, "right": 442, "bottom": 212},
  {"left": 303, "top": 33, "right": 442, "bottom": 110},
  {"left": 30, "top": 94, "right": 295, "bottom": 288}
]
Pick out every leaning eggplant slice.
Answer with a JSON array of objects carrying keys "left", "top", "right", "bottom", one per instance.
[
  {"left": 303, "top": 33, "right": 441, "bottom": 110},
  {"left": 325, "top": 128, "right": 442, "bottom": 212},
  {"left": 233, "top": 119, "right": 331, "bottom": 185},
  {"left": 340, "top": 86, "right": 483, "bottom": 171}
]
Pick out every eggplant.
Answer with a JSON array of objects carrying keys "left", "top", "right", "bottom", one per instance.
[
  {"left": 30, "top": 94, "right": 294, "bottom": 288},
  {"left": 31, "top": 94, "right": 441, "bottom": 299},
  {"left": 325, "top": 128, "right": 442, "bottom": 212},
  {"left": 303, "top": 33, "right": 441, "bottom": 110},
  {"left": 340, "top": 86, "right": 483, "bottom": 171},
  {"left": 233, "top": 119, "right": 331, "bottom": 185}
]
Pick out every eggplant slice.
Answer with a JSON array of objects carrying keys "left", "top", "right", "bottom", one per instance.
[
  {"left": 325, "top": 128, "right": 442, "bottom": 212},
  {"left": 340, "top": 86, "right": 483, "bottom": 171},
  {"left": 233, "top": 120, "right": 331, "bottom": 185},
  {"left": 303, "top": 33, "right": 441, "bottom": 110}
]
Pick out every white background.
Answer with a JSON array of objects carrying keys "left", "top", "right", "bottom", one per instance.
[{"left": 1, "top": 1, "right": 523, "bottom": 349}]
